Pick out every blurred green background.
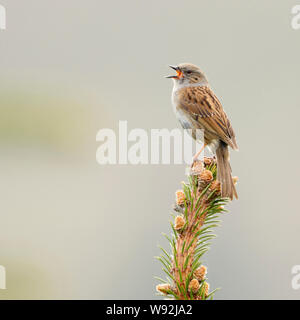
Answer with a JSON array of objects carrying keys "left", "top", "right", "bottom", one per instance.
[{"left": 0, "top": 0, "right": 300, "bottom": 299}]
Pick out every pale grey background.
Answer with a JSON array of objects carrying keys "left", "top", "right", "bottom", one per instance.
[{"left": 0, "top": 1, "right": 299, "bottom": 299}]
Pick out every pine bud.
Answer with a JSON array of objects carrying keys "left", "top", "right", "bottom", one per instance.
[
  {"left": 199, "top": 169, "right": 213, "bottom": 182},
  {"left": 204, "top": 282, "right": 210, "bottom": 297},
  {"left": 189, "top": 279, "right": 200, "bottom": 294},
  {"left": 203, "top": 157, "right": 213, "bottom": 167},
  {"left": 194, "top": 265, "right": 207, "bottom": 281},
  {"left": 156, "top": 283, "right": 171, "bottom": 295},
  {"left": 210, "top": 180, "right": 221, "bottom": 194},
  {"left": 191, "top": 160, "right": 204, "bottom": 173},
  {"left": 174, "top": 215, "right": 185, "bottom": 230},
  {"left": 175, "top": 190, "right": 185, "bottom": 206}
]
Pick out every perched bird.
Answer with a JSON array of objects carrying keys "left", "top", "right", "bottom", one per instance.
[{"left": 166, "top": 63, "right": 238, "bottom": 200}]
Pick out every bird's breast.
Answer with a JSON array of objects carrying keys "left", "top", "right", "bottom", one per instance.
[
  {"left": 171, "top": 86, "right": 212, "bottom": 147},
  {"left": 171, "top": 89, "right": 192, "bottom": 129}
]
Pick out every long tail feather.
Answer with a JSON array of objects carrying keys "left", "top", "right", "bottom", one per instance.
[{"left": 215, "top": 142, "right": 238, "bottom": 200}]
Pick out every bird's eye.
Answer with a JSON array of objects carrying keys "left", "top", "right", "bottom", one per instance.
[{"left": 186, "top": 71, "right": 192, "bottom": 74}]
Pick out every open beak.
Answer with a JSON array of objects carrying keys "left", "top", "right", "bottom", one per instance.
[{"left": 165, "top": 65, "right": 183, "bottom": 79}]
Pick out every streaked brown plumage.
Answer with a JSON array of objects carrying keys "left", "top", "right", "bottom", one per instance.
[{"left": 167, "top": 63, "right": 238, "bottom": 200}]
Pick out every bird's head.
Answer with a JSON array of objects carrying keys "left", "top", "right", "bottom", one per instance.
[{"left": 166, "top": 63, "right": 208, "bottom": 85}]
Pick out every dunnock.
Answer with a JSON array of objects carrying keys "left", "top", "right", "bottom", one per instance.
[{"left": 166, "top": 63, "right": 238, "bottom": 200}]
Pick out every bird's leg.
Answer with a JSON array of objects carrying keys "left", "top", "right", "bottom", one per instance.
[{"left": 191, "top": 144, "right": 206, "bottom": 168}]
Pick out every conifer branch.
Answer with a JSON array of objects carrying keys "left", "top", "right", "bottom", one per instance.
[{"left": 155, "top": 157, "right": 237, "bottom": 300}]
